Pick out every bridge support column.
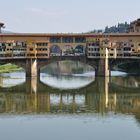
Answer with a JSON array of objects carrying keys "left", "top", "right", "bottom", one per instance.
[
  {"left": 96, "top": 77, "right": 109, "bottom": 110},
  {"left": 26, "top": 77, "right": 38, "bottom": 94},
  {"left": 96, "top": 58, "right": 110, "bottom": 77},
  {"left": 26, "top": 59, "right": 38, "bottom": 77}
]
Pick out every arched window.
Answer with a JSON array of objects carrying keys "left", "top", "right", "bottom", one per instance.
[
  {"left": 50, "top": 45, "right": 61, "bottom": 56},
  {"left": 75, "top": 45, "right": 85, "bottom": 55}
]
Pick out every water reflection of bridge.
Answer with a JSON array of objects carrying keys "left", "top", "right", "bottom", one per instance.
[
  {"left": 1, "top": 76, "right": 140, "bottom": 93},
  {"left": 0, "top": 76, "right": 140, "bottom": 116}
]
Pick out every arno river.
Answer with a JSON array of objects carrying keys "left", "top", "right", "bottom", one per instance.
[{"left": 0, "top": 61, "right": 140, "bottom": 140}]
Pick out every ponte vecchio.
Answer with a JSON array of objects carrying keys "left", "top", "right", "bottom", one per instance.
[{"left": 0, "top": 32, "right": 140, "bottom": 77}]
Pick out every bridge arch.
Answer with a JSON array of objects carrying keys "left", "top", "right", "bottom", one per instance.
[
  {"left": 110, "top": 59, "right": 140, "bottom": 72},
  {"left": 37, "top": 57, "right": 98, "bottom": 76},
  {"left": 50, "top": 45, "right": 62, "bottom": 56},
  {"left": 62, "top": 45, "right": 74, "bottom": 56},
  {"left": 75, "top": 45, "right": 85, "bottom": 55}
]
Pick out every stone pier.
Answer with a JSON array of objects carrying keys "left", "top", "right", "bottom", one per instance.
[
  {"left": 95, "top": 58, "right": 110, "bottom": 77},
  {"left": 26, "top": 59, "right": 38, "bottom": 77},
  {"left": 26, "top": 77, "right": 38, "bottom": 94}
]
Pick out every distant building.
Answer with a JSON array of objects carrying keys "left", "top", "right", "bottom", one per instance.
[
  {"left": 89, "top": 29, "right": 104, "bottom": 33},
  {"left": 0, "top": 22, "right": 4, "bottom": 33},
  {"left": 129, "top": 18, "right": 140, "bottom": 32},
  {"left": 104, "top": 22, "right": 129, "bottom": 33}
]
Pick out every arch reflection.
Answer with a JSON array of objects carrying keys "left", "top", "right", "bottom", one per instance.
[
  {"left": 0, "top": 72, "right": 25, "bottom": 88},
  {"left": 40, "top": 74, "right": 95, "bottom": 89},
  {"left": 0, "top": 76, "right": 140, "bottom": 126}
]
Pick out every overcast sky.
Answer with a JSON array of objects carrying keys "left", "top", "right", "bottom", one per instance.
[{"left": 0, "top": 0, "right": 139, "bottom": 33}]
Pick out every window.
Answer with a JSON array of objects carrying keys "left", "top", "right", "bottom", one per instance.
[
  {"left": 8, "top": 43, "right": 11, "bottom": 46},
  {"left": 36, "top": 43, "right": 48, "bottom": 46},
  {"left": 36, "top": 48, "right": 48, "bottom": 51},
  {"left": 75, "top": 37, "right": 86, "bottom": 43},
  {"left": 13, "top": 54, "right": 25, "bottom": 57},
  {"left": 62, "top": 37, "right": 73, "bottom": 43},
  {"left": 124, "top": 53, "right": 130, "bottom": 56},
  {"left": 50, "top": 37, "right": 61, "bottom": 43},
  {"left": 88, "top": 53, "right": 91, "bottom": 56},
  {"left": 96, "top": 53, "right": 100, "bottom": 56},
  {"left": 36, "top": 54, "right": 48, "bottom": 56},
  {"left": 117, "top": 48, "right": 121, "bottom": 51},
  {"left": 123, "top": 47, "right": 131, "bottom": 51},
  {"left": 2, "top": 43, "right": 6, "bottom": 47},
  {"left": 27, "top": 54, "right": 35, "bottom": 56},
  {"left": 117, "top": 54, "right": 122, "bottom": 56},
  {"left": 110, "top": 54, "right": 113, "bottom": 56}
]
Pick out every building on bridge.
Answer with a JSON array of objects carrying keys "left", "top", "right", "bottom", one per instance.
[
  {"left": 1, "top": 33, "right": 140, "bottom": 77},
  {"left": 129, "top": 18, "right": 140, "bottom": 33}
]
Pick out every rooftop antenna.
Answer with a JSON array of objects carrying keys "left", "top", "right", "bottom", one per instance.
[{"left": 0, "top": 22, "right": 5, "bottom": 33}]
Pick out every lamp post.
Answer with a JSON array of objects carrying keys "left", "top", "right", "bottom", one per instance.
[{"left": 0, "top": 22, "right": 5, "bottom": 33}]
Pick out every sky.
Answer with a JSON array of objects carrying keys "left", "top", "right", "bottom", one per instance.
[{"left": 0, "top": 0, "right": 140, "bottom": 33}]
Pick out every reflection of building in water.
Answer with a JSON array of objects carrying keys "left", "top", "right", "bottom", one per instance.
[
  {"left": 0, "top": 76, "right": 140, "bottom": 124},
  {"left": 0, "top": 77, "right": 3, "bottom": 86},
  {"left": 0, "top": 77, "right": 139, "bottom": 114},
  {"left": 0, "top": 91, "right": 140, "bottom": 116},
  {"left": 42, "top": 60, "right": 94, "bottom": 75},
  {"left": 111, "top": 76, "right": 140, "bottom": 88}
]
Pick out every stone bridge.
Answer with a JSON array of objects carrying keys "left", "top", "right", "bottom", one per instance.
[
  {"left": 1, "top": 57, "right": 140, "bottom": 77},
  {"left": 1, "top": 33, "right": 140, "bottom": 77}
]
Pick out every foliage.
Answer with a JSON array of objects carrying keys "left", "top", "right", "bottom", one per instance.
[{"left": 0, "top": 63, "right": 23, "bottom": 73}]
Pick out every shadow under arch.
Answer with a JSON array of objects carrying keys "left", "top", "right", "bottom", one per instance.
[
  {"left": 110, "top": 58, "right": 140, "bottom": 72},
  {"left": 37, "top": 56, "right": 98, "bottom": 76}
]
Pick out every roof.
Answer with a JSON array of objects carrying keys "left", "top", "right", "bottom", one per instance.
[
  {"left": 130, "top": 18, "right": 140, "bottom": 25},
  {"left": 0, "top": 32, "right": 140, "bottom": 37},
  {"left": 0, "top": 22, "right": 4, "bottom": 26}
]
